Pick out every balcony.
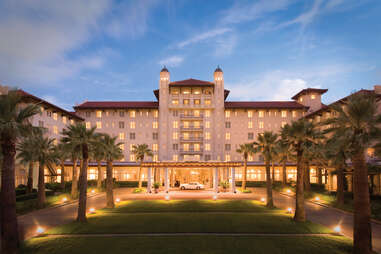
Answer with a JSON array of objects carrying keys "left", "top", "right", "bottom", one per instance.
[
  {"left": 180, "top": 125, "right": 203, "bottom": 131},
  {"left": 180, "top": 113, "right": 204, "bottom": 119},
  {"left": 180, "top": 136, "right": 203, "bottom": 142},
  {"left": 179, "top": 149, "right": 203, "bottom": 154}
]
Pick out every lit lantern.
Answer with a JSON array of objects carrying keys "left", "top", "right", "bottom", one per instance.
[
  {"left": 62, "top": 197, "right": 68, "bottom": 202},
  {"left": 36, "top": 227, "right": 45, "bottom": 234},
  {"left": 286, "top": 189, "right": 291, "bottom": 194},
  {"left": 334, "top": 225, "right": 341, "bottom": 234},
  {"left": 315, "top": 196, "right": 320, "bottom": 201},
  {"left": 91, "top": 189, "right": 95, "bottom": 194},
  {"left": 165, "top": 195, "right": 170, "bottom": 201},
  {"left": 261, "top": 197, "right": 266, "bottom": 203},
  {"left": 287, "top": 207, "right": 292, "bottom": 214},
  {"left": 213, "top": 195, "right": 217, "bottom": 201},
  {"left": 89, "top": 207, "right": 96, "bottom": 214},
  {"left": 115, "top": 198, "right": 120, "bottom": 203}
]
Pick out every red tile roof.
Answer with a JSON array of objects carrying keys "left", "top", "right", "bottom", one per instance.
[
  {"left": 291, "top": 88, "right": 328, "bottom": 100},
  {"left": 224, "top": 101, "right": 307, "bottom": 109},
  {"left": 74, "top": 101, "right": 159, "bottom": 110},
  {"left": 18, "top": 89, "right": 84, "bottom": 120},
  {"left": 169, "top": 78, "right": 214, "bottom": 86}
]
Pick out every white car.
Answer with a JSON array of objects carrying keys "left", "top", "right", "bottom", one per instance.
[{"left": 180, "top": 182, "right": 205, "bottom": 190}]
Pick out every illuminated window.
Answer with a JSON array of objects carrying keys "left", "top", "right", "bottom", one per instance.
[
  {"left": 183, "top": 132, "right": 189, "bottom": 140},
  {"left": 173, "top": 154, "right": 178, "bottom": 161},
  {"left": 281, "top": 110, "right": 287, "bottom": 118},
  {"left": 248, "top": 154, "right": 253, "bottom": 161},
  {"left": 130, "top": 144, "right": 135, "bottom": 151},
  {"left": 225, "top": 133, "right": 230, "bottom": 140},
  {"left": 281, "top": 121, "right": 287, "bottom": 127},
  {"left": 194, "top": 121, "right": 200, "bottom": 128},
  {"left": 183, "top": 99, "right": 190, "bottom": 105},
  {"left": 172, "top": 99, "right": 179, "bottom": 105},
  {"left": 248, "top": 111, "right": 253, "bottom": 118},
  {"left": 130, "top": 154, "right": 135, "bottom": 161},
  {"left": 204, "top": 99, "right": 211, "bottom": 105},
  {"left": 259, "top": 122, "right": 264, "bottom": 129},
  {"left": 173, "top": 121, "right": 178, "bottom": 128},
  {"left": 153, "top": 121, "right": 158, "bottom": 129},
  {"left": 70, "top": 119, "right": 74, "bottom": 124},
  {"left": 86, "top": 122, "right": 91, "bottom": 129},
  {"left": 205, "top": 132, "right": 211, "bottom": 140},
  {"left": 173, "top": 132, "right": 178, "bottom": 140},
  {"left": 183, "top": 89, "right": 191, "bottom": 94},
  {"left": 205, "top": 143, "right": 211, "bottom": 151},
  {"left": 194, "top": 144, "right": 200, "bottom": 151},
  {"left": 183, "top": 121, "right": 190, "bottom": 128},
  {"left": 152, "top": 144, "right": 158, "bottom": 151},
  {"left": 258, "top": 111, "right": 264, "bottom": 118},
  {"left": 194, "top": 99, "right": 200, "bottom": 105},
  {"left": 292, "top": 111, "right": 297, "bottom": 118},
  {"left": 130, "top": 122, "right": 136, "bottom": 129},
  {"left": 96, "top": 111, "right": 102, "bottom": 118},
  {"left": 225, "top": 111, "right": 230, "bottom": 118},
  {"left": 194, "top": 110, "right": 200, "bottom": 117},
  {"left": 205, "top": 110, "right": 210, "bottom": 117},
  {"left": 53, "top": 112, "right": 58, "bottom": 121},
  {"left": 299, "top": 97, "right": 303, "bottom": 102},
  {"left": 119, "top": 144, "right": 124, "bottom": 151},
  {"left": 119, "top": 133, "right": 125, "bottom": 140},
  {"left": 183, "top": 143, "right": 190, "bottom": 151},
  {"left": 225, "top": 154, "right": 231, "bottom": 161},
  {"left": 248, "top": 121, "right": 253, "bottom": 129},
  {"left": 96, "top": 122, "right": 102, "bottom": 129},
  {"left": 153, "top": 155, "right": 158, "bottom": 161},
  {"left": 62, "top": 116, "right": 67, "bottom": 124},
  {"left": 205, "top": 121, "right": 210, "bottom": 128},
  {"left": 130, "top": 111, "right": 136, "bottom": 118},
  {"left": 311, "top": 94, "right": 316, "bottom": 99},
  {"left": 154, "top": 110, "right": 158, "bottom": 118}
]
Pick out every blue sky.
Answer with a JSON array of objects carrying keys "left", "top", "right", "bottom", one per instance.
[{"left": 0, "top": 0, "right": 380, "bottom": 110}]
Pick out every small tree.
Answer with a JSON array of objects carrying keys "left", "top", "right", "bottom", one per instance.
[
  {"left": 91, "top": 135, "right": 106, "bottom": 189},
  {"left": 236, "top": 143, "right": 255, "bottom": 190},
  {"left": 54, "top": 142, "right": 71, "bottom": 191},
  {"left": 132, "top": 144, "right": 153, "bottom": 188}
]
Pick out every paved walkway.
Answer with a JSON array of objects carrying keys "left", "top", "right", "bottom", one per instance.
[{"left": 18, "top": 187, "right": 381, "bottom": 253}]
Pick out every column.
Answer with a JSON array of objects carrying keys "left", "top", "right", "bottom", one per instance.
[
  {"left": 231, "top": 167, "right": 236, "bottom": 193},
  {"left": 209, "top": 169, "right": 213, "bottom": 188},
  {"left": 346, "top": 174, "right": 353, "bottom": 192},
  {"left": 147, "top": 167, "right": 152, "bottom": 193},
  {"left": 214, "top": 167, "right": 219, "bottom": 193},
  {"left": 164, "top": 168, "right": 169, "bottom": 193}
]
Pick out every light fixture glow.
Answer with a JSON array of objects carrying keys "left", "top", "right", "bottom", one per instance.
[
  {"left": 315, "top": 196, "right": 320, "bottom": 201},
  {"left": 213, "top": 195, "right": 217, "bottom": 201},
  {"left": 91, "top": 189, "right": 95, "bottom": 194},
  {"left": 115, "top": 198, "right": 120, "bottom": 203},
  {"left": 165, "top": 195, "right": 170, "bottom": 201},
  {"left": 62, "top": 197, "right": 68, "bottom": 202},
  {"left": 89, "top": 207, "right": 95, "bottom": 214},
  {"left": 287, "top": 207, "right": 292, "bottom": 214},
  {"left": 36, "top": 227, "right": 45, "bottom": 234},
  {"left": 286, "top": 189, "right": 291, "bottom": 194},
  {"left": 334, "top": 225, "right": 341, "bottom": 234},
  {"left": 261, "top": 197, "right": 266, "bottom": 203}
]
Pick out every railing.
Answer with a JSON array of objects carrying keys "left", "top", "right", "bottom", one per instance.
[
  {"left": 179, "top": 149, "right": 203, "bottom": 154},
  {"left": 180, "top": 125, "right": 203, "bottom": 130},
  {"left": 180, "top": 114, "right": 204, "bottom": 118},
  {"left": 180, "top": 136, "right": 203, "bottom": 142}
]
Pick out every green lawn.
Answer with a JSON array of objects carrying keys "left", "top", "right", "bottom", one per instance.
[{"left": 22, "top": 200, "right": 352, "bottom": 254}]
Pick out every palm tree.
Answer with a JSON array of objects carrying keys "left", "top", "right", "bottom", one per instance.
[
  {"left": 236, "top": 143, "right": 255, "bottom": 190},
  {"left": 35, "top": 135, "right": 58, "bottom": 208},
  {"left": 69, "top": 146, "right": 81, "bottom": 198},
  {"left": 55, "top": 142, "right": 71, "bottom": 191},
  {"left": 275, "top": 137, "right": 292, "bottom": 185},
  {"left": 0, "top": 89, "right": 39, "bottom": 253},
  {"left": 132, "top": 144, "right": 153, "bottom": 188},
  {"left": 253, "top": 131, "right": 278, "bottom": 208},
  {"left": 282, "top": 119, "right": 321, "bottom": 222},
  {"left": 102, "top": 134, "right": 123, "bottom": 208},
  {"left": 324, "top": 92, "right": 381, "bottom": 254},
  {"left": 61, "top": 123, "right": 97, "bottom": 222},
  {"left": 91, "top": 135, "right": 106, "bottom": 189}
]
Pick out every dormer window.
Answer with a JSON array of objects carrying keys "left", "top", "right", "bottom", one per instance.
[{"left": 311, "top": 94, "right": 316, "bottom": 99}]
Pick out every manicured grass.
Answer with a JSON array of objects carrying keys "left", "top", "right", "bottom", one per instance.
[{"left": 22, "top": 236, "right": 353, "bottom": 254}]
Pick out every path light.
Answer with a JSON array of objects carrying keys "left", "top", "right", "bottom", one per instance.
[
  {"left": 36, "top": 226, "right": 45, "bottom": 234},
  {"left": 334, "top": 225, "right": 341, "bottom": 234},
  {"left": 315, "top": 196, "right": 320, "bottom": 202},
  {"left": 165, "top": 195, "right": 170, "bottom": 201},
  {"left": 91, "top": 189, "right": 95, "bottom": 194},
  {"left": 213, "top": 195, "right": 217, "bottom": 201},
  {"left": 287, "top": 207, "right": 292, "bottom": 214},
  {"left": 115, "top": 198, "right": 120, "bottom": 203},
  {"left": 89, "top": 207, "right": 96, "bottom": 214},
  {"left": 261, "top": 197, "right": 266, "bottom": 203},
  {"left": 286, "top": 189, "right": 291, "bottom": 194},
  {"left": 62, "top": 197, "right": 68, "bottom": 202}
]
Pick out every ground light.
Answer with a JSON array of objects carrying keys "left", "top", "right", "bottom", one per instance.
[
  {"left": 315, "top": 196, "right": 320, "bottom": 201},
  {"left": 115, "top": 198, "right": 120, "bottom": 203},
  {"left": 62, "top": 197, "right": 68, "bottom": 202},
  {"left": 36, "top": 226, "right": 45, "bottom": 234},
  {"left": 261, "top": 197, "right": 266, "bottom": 203},
  {"left": 89, "top": 207, "right": 96, "bottom": 214},
  {"left": 334, "top": 225, "right": 341, "bottom": 234},
  {"left": 91, "top": 189, "right": 95, "bottom": 194},
  {"left": 213, "top": 195, "right": 217, "bottom": 201},
  {"left": 165, "top": 195, "right": 170, "bottom": 201},
  {"left": 286, "top": 189, "right": 291, "bottom": 194},
  {"left": 287, "top": 207, "right": 292, "bottom": 214}
]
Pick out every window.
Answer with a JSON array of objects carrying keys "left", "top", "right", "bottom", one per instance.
[
  {"left": 225, "top": 122, "right": 231, "bottom": 128},
  {"left": 119, "top": 143, "right": 124, "bottom": 151},
  {"left": 130, "top": 133, "right": 135, "bottom": 140},
  {"left": 153, "top": 121, "right": 158, "bottom": 129},
  {"left": 248, "top": 155, "right": 253, "bottom": 162},
  {"left": 205, "top": 132, "right": 211, "bottom": 140},
  {"left": 248, "top": 133, "right": 254, "bottom": 140},
  {"left": 258, "top": 111, "right": 264, "bottom": 118},
  {"left": 194, "top": 121, "right": 200, "bottom": 128},
  {"left": 172, "top": 154, "right": 178, "bottom": 161},
  {"left": 292, "top": 111, "right": 297, "bottom": 118},
  {"left": 130, "top": 122, "right": 136, "bottom": 129},
  {"left": 311, "top": 94, "right": 316, "bottom": 99},
  {"left": 53, "top": 112, "right": 58, "bottom": 120},
  {"left": 281, "top": 121, "right": 287, "bottom": 127},
  {"left": 172, "top": 110, "right": 178, "bottom": 117},
  {"left": 225, "top": 133, "right": 230, "bottom": 140},
  {"left": 86, "top": 122, "right": 91, "bottom": 129},
  {"left": 119, "top": 133, "right": 125, "bottom": 140},
  {"left": 171, "top": 88, "right": 179, "bottom": 95},
  {"left": 225, "top": 154, "right": 231, "bottom": 161},
  {"left": 183, "top": 132, "right": 189, "bottom": 140},
  {"left": 173, "top": 121, "right": 178, "bottom": 128},
  {"left": 154, "top": 110, "right": 158, "bottom": 118},
  {"left": 225, "top": 144, "right": 231, "bottom": 151},
  {"left": 70, "top": 119, "right": 74, "bottom": 124},
  {"left": 53, "top": 126, "right": 58, "bottom": 134},
  {"left": 152, "top": 144, "right": 158, "bottom": 151},
  {"left": 248, "top": 121, "right": 253, "bottom": 129},
  {"left": 153, "top": 132, "right": 158, "bottom": 140},
  {"left": 194, "top": 99, "right": 200, "bottom": 105},
  {"left": 130, "top": 154, "right": 135, "bottom": 161},
  {"left": 205, "top": 155, "right": 211, "bottom": 161},
  {"left": 62, "top": 116, "right": 67, "bottom": 124},
  {"left": 96, "top": 122, "right": 102, "bottom": 129},
  {"left": 119, "top": 111, "right": 125, "bottom": 117},
  {"left": 194, "top": 110, "right": 200, "bottom": 117},
  {"left": 172, "top": 99, "right": 179, "bottom": 105},
  {"left": 259, "top": 121, "right": 264, "bottom": 129},
  {"left": 119, "top": 121, "right": 125, "bottom": 128},
  {"left": 225, "top": 111, "right": 230, "bottom": 118},
  {"left": 173, "top": 144, "right": 178, "bottom": 150},
  {"left": 183, "top": 99, "right": 190, "bottom": 105},
  {"left": 205, "top": 143, "right": 211, "bottom": 151},
  {"left": 205, "top": 121, "right": 210, "bottom": 128},
  {"left": 299, "top": 97, "right": 303, "bottom": 102},
  {"left": 182, "top": 88, "right": 191, "bottom": 94},
  {"left": 204, "top": 99, "right": 211, "bottom": 105},
  {"left": 47, "top": 111, "right": 52, "bottom": 117},
  {"left": 205, "top": 110, "right": 210, "bottom": 117},
  {"left": 281, "top": 110, "right": 287, "bottom": 118},
  {"left": 130, "top": 144, "right": 135, "bottom": 151},
  {"left": 194, "top": 144, "right": 200, "bottom": 151},
  {"left": 248, "top": 111, "right": 253, "bottom": 118},
  {"left": 38, "top": 121, "right": 44, "bottom": 127},
  {"left": 130, "top": 110, "right": 136, "bottom": 118},
  {"left": 173, "top": 132, "right": 178, "bottom": 140},
  {"left": 84, "top": 111, "right": 90, "bottom": 117},
  {"left": 183, "top": 143, "right": 189, "bottom": 151},
  {"left": 96, "top": 111, "right": 102, "bottom": 118},
  {"left": 183, "top": 121, "right": 190, "bottom": 128}
]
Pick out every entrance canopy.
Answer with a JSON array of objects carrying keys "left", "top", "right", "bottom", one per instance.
[{"left": 141, "top": 161, "right": 243, "bottom": 168}]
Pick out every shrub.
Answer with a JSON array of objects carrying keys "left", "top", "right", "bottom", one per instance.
[
  {"left": 153, "top": 182, "right": 160, "bottom": 189},
  {"left": 116, "top": 181, "right": 147, "bottom": 188},
  {"left": 240, "top": 189, "right": 252, "bottom": 193},
  {"left": 133, "top": 188, "right": 145, "bottom": 193}
]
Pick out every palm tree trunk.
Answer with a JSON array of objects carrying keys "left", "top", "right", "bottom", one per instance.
[
  {"left": 265, "top": 158, "right": 274, "bottom": 208},
  {"left": 138, "top": 164, "right": 143, "bottom": 188},
  {"left": 60, "top": 161, "right": 65, "bottom": 190},
  {"left": 37, "top": 162, "right": 46, "bottom": 208},
  {"left": 1, "top": 138, "right": 19, "bottom": 254},
  {"left": 282, "top": 160, "right": 287, "bottom": 185},
  {"left": 336, "top": 165, "right": 345, "bottom": 207},
  {"left": 27, "top": 161, "right": 34, "bottom": 194},
  {"left": 97, "top": 160, "right": 102, "bottom": 189},
  {"left": 271, "top": 161, "right": 275, "bottom": 183},
  {"left": 352, "top": 150, "right": 372, "bottom": 254},
  {"left": 77, "top": 145, "right": 89, "bottom": 222},
  {"left": 106, "top": 160, "right": 114, "bottom": 208},
  {"left": 304, "top": 161, "right": 311, "bottom": 192},
  {"left": 317, "top": 167, "right": 322, "bottom": 185},
  {"left": 71, "top": 157, "right": 78, "bottom": 198},
  {"left": 242, "top": 158, "right": 247, "bottom": 190},
  {"left": 294, "top": 147, "right": 306, "bottom": 222}
]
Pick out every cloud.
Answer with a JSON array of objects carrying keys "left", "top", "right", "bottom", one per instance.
[
  {"left": 159, "top": 56, "right": 184, "bottom": 67},
  {"left": 177, "top": 28, "right": 232, "bottom": 48},
  {"left": 214, "top": 34, "right": 237, "bottom": 57},
  {"left": 279, "top": 0, "right": 324, "bottom": 29}
]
